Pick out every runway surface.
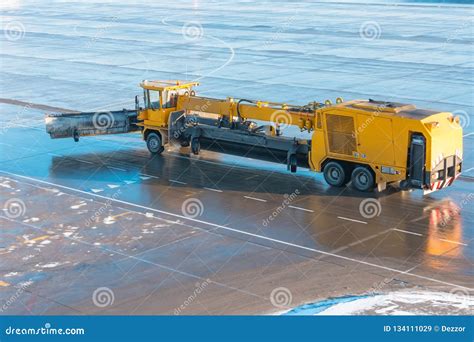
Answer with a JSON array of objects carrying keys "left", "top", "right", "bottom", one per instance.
[{"left": 0, "top": 0, "right": 473, "bottom": 314}]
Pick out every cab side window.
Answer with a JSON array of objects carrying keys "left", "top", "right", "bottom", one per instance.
[{"left": 147, "top": 90, "right": 160, "bottom": 110}]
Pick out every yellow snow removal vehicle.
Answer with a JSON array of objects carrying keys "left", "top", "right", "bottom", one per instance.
[{"left": 45, "top": 80, "right": 463, "bottom": 193}]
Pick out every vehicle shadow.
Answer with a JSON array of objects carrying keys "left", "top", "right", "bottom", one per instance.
[{"left": 48, "top": 146, "right": 402, "bottom": 200}]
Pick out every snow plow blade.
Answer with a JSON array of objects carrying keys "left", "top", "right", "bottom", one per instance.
[{"left": 45, "top": 109, "right": 140, "bottom": 140}]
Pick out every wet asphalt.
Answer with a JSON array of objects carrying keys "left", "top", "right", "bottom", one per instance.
[{"left": 1, "top": 0, "right": 473, "bottom": 314}]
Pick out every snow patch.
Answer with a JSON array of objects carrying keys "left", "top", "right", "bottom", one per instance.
[
  {"left": 23, "top": 217, "right": 40, "bottom": 223},
  {"left": 38, "top": 261, "right": 69, "bottom": 268},
  {"left": 0, "top": 181, "right": 12, "bottom": 189},
  {"left": 4, "top": 272, "right": 19, "bottom": 278},
  {"left": 103, "top": 216, "right": 116, "bottom": 224},
  {"left": 70, "top": 202, "right": 87, "bottom": 209},
  {"left": 316, "top": 291, "right": 473, "bottom": 315}
]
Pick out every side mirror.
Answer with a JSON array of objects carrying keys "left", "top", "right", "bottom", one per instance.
[{"left": 135, "top": 95, "right": 139, "bottom": 111}]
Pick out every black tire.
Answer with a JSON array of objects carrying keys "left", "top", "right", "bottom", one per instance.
[
  {"left": 191, "top": 138, "right": 200, "bottom": 155},
  {"left": 399, "top": 180, "right": 411, "bottom": 191},
  {"left": 323, "top": 161, "right": 347, "bottom": 187},
  {"left": 146, "top": 132, "right": 164, "bottom": 154},
  {"left": 351, "top": 166, "right": 375, "bottom": 192},
  {"left": 289, "top": 154, "right": 297, "bottom": 173}
]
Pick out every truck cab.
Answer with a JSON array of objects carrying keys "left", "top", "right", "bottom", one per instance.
[{"left": 137, "top": 80, "right": 199, "bottom": 153}]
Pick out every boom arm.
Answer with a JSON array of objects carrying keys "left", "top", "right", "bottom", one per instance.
[{"left": 176, "top": 94, "right": 329, "bottom": 132}]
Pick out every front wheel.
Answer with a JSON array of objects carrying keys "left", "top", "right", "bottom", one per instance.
[
  {"left": 146, "top": 132, "right": 164, "bottom": 155},
  {"left": 351, "top": 166, "right": 375, "bottom": 192}
]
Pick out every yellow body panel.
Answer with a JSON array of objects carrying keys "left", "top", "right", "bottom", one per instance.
[{"left": 421, "top": 112, "right": 464, "bottom": 171}]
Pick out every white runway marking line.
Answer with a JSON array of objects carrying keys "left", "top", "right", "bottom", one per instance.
[
  {"left": 106, "top": 165, "right": 127, "bottom": 172},
  {"left": 47, "top": 152, "right": 64, "bottom": 157},
  {"left": 439, "top": 238, "right": 468, "bottom": 246},
  {"left": 1, "top": 170, "right": 472, "bottom": 291},
  {"left": 74, "top": 158, "right": 93, "bottom": 164},
  {"left": 169, "top": 179, "right": 186, "bottom": 185},
  {"left": 139, "top": 173, "right": 159, "bottom": 179},
  {"left": 204, "top": 187, "right": 223, "bottom": 193},
  {"left": 288, "top": 205, "right": 314, "bottom": 213},
  {"left": 392, "top": 228, "right": 423, "bottom": 237},
  {"left": 337, "top": 216, "right": 367, "bottom": 224},
  {"left": 244, "top": 196, "right": 267, "bottom": 202},
  {"left": 331, "top": 227, "right": 394, "bottom": 253}
]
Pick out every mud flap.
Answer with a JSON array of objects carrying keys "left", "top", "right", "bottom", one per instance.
[{"left": 409, "top": 134, "right": 425, "bottom": 188}]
